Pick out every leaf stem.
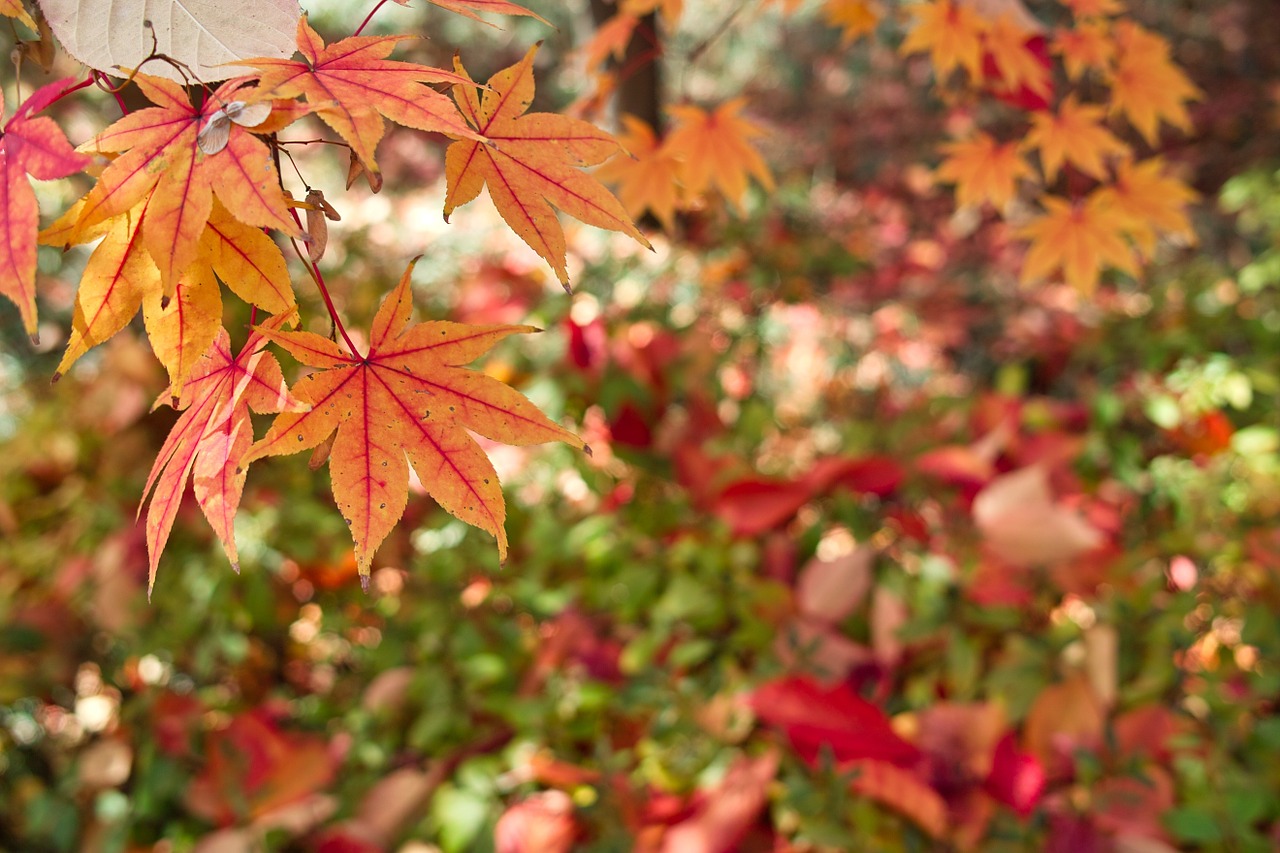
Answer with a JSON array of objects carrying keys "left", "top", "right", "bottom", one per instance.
[
  {"left": 287, "top": 209, "right": 361, "bottom": 357},
  {"left": 92, "top": 71, "right": 131, "bottom": 115},
  {"left": 38, "top": 75, "right": 96, "bottom": 110},
  {"left": 354, "top": 0, "right": 393, "bottom": 37}
]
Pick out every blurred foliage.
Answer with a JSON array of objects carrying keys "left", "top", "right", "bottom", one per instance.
[{"left": 3, "top": 0, "right": 1280, "bottom": 851}]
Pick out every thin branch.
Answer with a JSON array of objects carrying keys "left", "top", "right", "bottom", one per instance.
[
  {"left": 354, "top": 0, "right": 394, "bottom": 37},
  {"left": 287, "top": 209, "right": 360, "bottom": 358}
]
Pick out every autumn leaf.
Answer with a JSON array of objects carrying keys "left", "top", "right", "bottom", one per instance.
[
  {"left": 935, "top": 132, "right": 1032, "bottom": 209},
  {"left": 71, "top": 74, "right": 299, "bottom": 300},
  {"left": 822, "top": 0, "right": 880, "bottom": 45},
  {"left": 581, "top": 13, "right": 639, "bottom": 75},
  {"left": 140, "top": 314, "right": 305, "bottom": 593},
  {"left": 595, "top": 115, "right": 682, "bottom": 231},
  {"left": 1093, "top": 157, "right": 1198, "bottom": 257},
  {"left": 900, "top": 0, "right": 988, "bottom": 81},
  {"left": 1018, "top": 192, "right": 1138, "bottom": 293},
  {"left": 443, "top": 46, "right": 649, "bottom": 287},
  {"left": 982, "top": 14, "right": 1052, "bottom": 102},
  {"left": 44, "top": 197, "right": 294, "bottom": 386},
  {"left": 0, "top": 77, "right": 91, "bottom": 338},
  {"left": 248, "top": 15, "right": 481, "bottom": 176},
  {"left": 1061, "top": 0, "right": 1122, "bottom": 18},
  {"left": 621, "top": 0, "right": 683, "bottom": 28},
  {"left": 417, "top": 0, "right": 550, "bottom": 25},
  {"left": 664, "top": 98, "right": 774, "bottom": 213},
  {"left": 1106, "top": 20, "right": 1202, "bottom": 144},
  {"left": 242, "top": 260, "right": 585, "bottom": 582},
  {"left": 1052, "top": 19, "right": 1114, "bottom": 81},
  {"left": 1023, "top": 95, "right": 1129, "bottom": 183}
]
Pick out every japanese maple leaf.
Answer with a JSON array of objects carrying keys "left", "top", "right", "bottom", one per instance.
[
  {"left": 415, "top": 0, "right": 550, "bottom": 25},
  {"left": 242, "top": 260, "right": 585, "bottom": 582},
  {"left": 247, "top": 15, "right": 481, "bottom": 176},
  {"left": 982, "top": 14, "right": 1052, "bottom": 102},
  {"left": 936, "top": 132, "right": 1032, "bottom": 209},
  {"left": 443, "top": 46, "right": 649, "bottom": 287},
  {"left": 1092, "top": 157, "right": 1198, "bottom": 257},
  {"left": 595, "top": 115, "right": 682, "bottom": 231},
  {"left": 1107, "top": 21, "right": 1202, "bottom": 144},
  {"left": 822, "top": 0, "right": 880, "bottom": 45},
  {"left": 141, "top": 314, "right": 306, "bottom": 594},
  {"left": 621, "top": 0, "right": 683, "bottom": 27},
  {"left": 1018, "top": 193, "right": 1137, "bottom": 293},
  {"left": 0, "top": 0, "right": 35, "bottom": 31},
  {"left": 900, "top": 0, "right": 988, "bottom": 81},
  {"left": 72, "top": 74, "right": 300, "bottom": 300},
  {"left": 1052, "top": 20, "right": 1113, "bottom": 82},
  {"left": 664, "top": 98, "right": 774, "bottom": 213},
  {"left": 0, "top": 77, "right": 91, "bottom": 338},
  {"left": 43, "top": 197, "right": 294, "bottom": 389},
  {"left": 1023, "top": 95, "right": 1128, "bottom": 183}
]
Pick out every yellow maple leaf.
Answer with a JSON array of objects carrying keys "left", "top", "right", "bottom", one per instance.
[
  {"left": 1107, "top": 21, "right": 1202, "bottom": 144},
  {"left": 900, "top": 0, "right": 989, "bottom": 82},
  {"left": 665, "top": 98, "right": 773, "bottom": 213},
  {"left": 1023, "top": 95, "right": 1129, "bottom": 182},
  {"left": 823, "top": 0, "right": 881, "bottom": 45},
  {"left": 1093, "top": 157, "right": 1198, "bottom": 257},
  {"left": 1052, "top": 19, "right": 1114, "bottom": 81},
  {"left": 1018, "top": 193, "right": 1138, "bottom": 293},
  {"left": 1061, "top": 0, "right": 1122, "bottom": 17},
  {"left": 621, "top": 0, "right": 683, "bottom": 27},
  {"left": 595, "top": 115, "right": 683, "bottom": 231},
  {"left": 984, "top": 14, "right": 1052, "bottom": 99},
  {"left": 936, "top": 133, "right": 1033, "bottom": 209}
]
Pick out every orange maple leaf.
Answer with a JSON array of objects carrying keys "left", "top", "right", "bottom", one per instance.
[
  {"left": 1018, "top": 193, "right": 1138, "bottom": 293},
  {"left": 242, "top": 260, "right": 585, "bottom": 581},
  {"left": 900, "top": 0, "right": 988, "bottom": 82},
  {"left": 822, "top": 0, "right": 880, "bottom": 46},
  {"left": 71, "top": 75, "right": 299, "bottom": 300},
  {"left": 983, "top": 14, "right": 1052, "bottom": 100},
  {"left": 1106, "top": 21, "right": 1202, "bottom": 144},
  {"left": 664, "top": 98, "right": 774, "bottom": 213},
  {"left": 141, "top": 314, "right": 306, "bottom": 593},
  {"left": 248, "top": 15, "right": 481, "bottom": 175},
  {"left": 621, "top": 0, "right": 684, "bottom": 27},
  {"left": 0, "top": 77, "right": 91, "bottom": 338},
  {"left": 935, "top": 132, "right": 1032, "bottom": 209},
  {"left": 415, "top": 0, "right": 550, "bottom": 25},
  {"left": 1052, "top": 20, "right": 1114, "bottom": 82},
  {"left": 1023, "top": 95, "right": 1129, "bottom": 183},
  {"left": 443, "top": 46, "right": 649, "bottom": 287},
  {"left": 595, "top": 115, "right": 683, "bottom": 231},
  {"left": 43, "top": 198, "right": 294, "bottom": 388},
  {"left": 582, "top": 13, "right": 639, "bottom": 74},
  {"left": 1093, "top": 157, "right": 1198, "bottom": 257}
]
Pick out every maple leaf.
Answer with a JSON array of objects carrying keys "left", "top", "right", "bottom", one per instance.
[
  {"left": 935, "top": 132, "right": 1032, "bottom": 209},
  {"left": 1018, "top": 192, "right": 1138, "bottom": 293},
  {"left": 71, "top": 74, "right": 299, "bottom": 300},
  {"left": 1061, "top": 0, "right": 1122, "bottom": 17},
  {"left": 595, "top": 115, "right": 683, "bottom": 231},
  {"left": 582, "top": 13, "right": 639, "bottom": 75},
  {"left": 242, "top": 260, "right": 585, "bottom": 581},
  {"left": 443, "top": 46, "right": 649, "bottom": 288},
  {"left": 141, "top": 314, "right": 305, "bottom": 593},
  {"left": 1106, "top": 21, "right": 1202, "bottom": 144},
  {"left": 622, "top": 0, "right": 683, "bottom": 27},
  {"left": 1052, "top": 19, "right": 1114, "bottom": 81},
  {"left": 0, "top": 77, "right": 91, "bottom": 338},
  {"left": 900, "top": 0, "right": 988, "bottom": 82},
  {"left": 664, "top": 98, "right": 774, "bottom": 213},
  {"left": 1023, "top": 95, "right": 1129, "bottom": 183},
  {"left": 822, "top": 0, "right": 880, "bottom": 46},
  {"left": 248, "top": 15, "right": 481, "bottom": 176},
  {"left": 416, "top": 0, "right": 550, "bottom": 25},
  {"left": 44, "top": 197, "right": 294, "bottom": 387},
  {"left": 1092, "top": 157, "right": 1198, "bottom": 257}
]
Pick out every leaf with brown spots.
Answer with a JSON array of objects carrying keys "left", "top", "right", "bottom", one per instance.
[{"left": 241, "top": 260, "right": 584, "bottom": 584}]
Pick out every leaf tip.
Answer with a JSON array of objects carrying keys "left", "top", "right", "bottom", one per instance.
[
  {"left": 50, "top": 371, "right": 62, "bottom": 385},
  {"left": 231, "top": 561, "right": 240, "bottom": 574},
  {"left": 360, "top": 572, "right": 370, "bottom": 594},
  {"left": 583, "top": 443, "right": 593, "bottom": 458},
  {"left": 160, "top": 294, "right": 171, "bottom": 310},
  {"left": 28, "top": 331, "right": 40, "bottom": 347}
]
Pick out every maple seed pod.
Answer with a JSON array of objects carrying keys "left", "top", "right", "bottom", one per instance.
[{"left": 197, "top": 101, "right": 272, "bottom": 156}]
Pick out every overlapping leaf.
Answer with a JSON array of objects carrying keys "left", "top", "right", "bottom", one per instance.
[
  {"left": 1019, "top": 193, "right": 1137, "bottom": 293},
  {"left": 71, "top": 74, "right": 299, "bottom": 300},
  {"left": 664, "top": 98, "right": 774, "bottom": 213},
  {"left": 242, "top": 260, "right": 585, "bottom": 581},
  {"left": 900, "top": 0, "right": 988, "bottom": 80},
  {"left": 444, "top": 46, "right": 649, "bottom": 287},
  {"left": 1023, "top": 95, "right": 1128, "bottom": 183},
  {"left": 936, "top": 132, "right": 1031, "bottom": 209},
  {"left": 595, "top": 115, "right": 682, "bottom": 231},
  {"left": 416, "top": 0, "right": 549, "bottom": 25},
  {"left": 1106, "top": 20, "right": 1201, "bottom": 144},
  {"left": 0, "top": 77, "right": 91, "bottom": 337},
  {"left": 248, "top": 15, "right": 481, "bottom": 176},
  {"left": 141, "top": 314, "right": 305, "bottom": 592}
]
